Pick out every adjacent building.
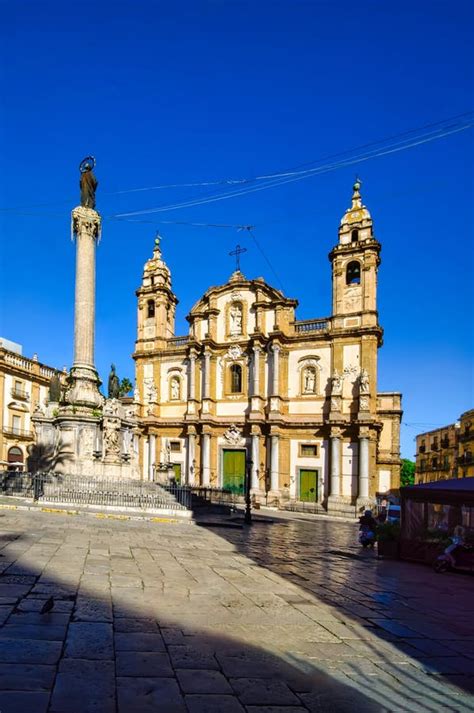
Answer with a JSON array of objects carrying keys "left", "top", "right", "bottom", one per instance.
[
  {"left": 133, "top": 182, "right": 402, "bottom": 516},
  {"left": 0, "top": 339, "right": 65, "bottom": 470},
  {"left": 415, "top": 409, "right": 473, "bottom": 483}
]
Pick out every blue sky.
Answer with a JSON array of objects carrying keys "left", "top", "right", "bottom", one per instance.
[{"left": 0, "top": 0, "right": 473, "bottom": 459}]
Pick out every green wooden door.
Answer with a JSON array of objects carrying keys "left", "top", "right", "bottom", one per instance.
[
  {"left": 299, "top": 469, "right": 318, "bottom": 502},
  {"left": 222, "top": 449, "right": 246, "bottom": 494},
  {"left": 172, "top": 463, "right": 181, "bottom": 483}
]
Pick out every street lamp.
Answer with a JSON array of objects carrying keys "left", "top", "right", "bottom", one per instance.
[{"left": 245, "top": 456, "right": 253, "bottom": 525}]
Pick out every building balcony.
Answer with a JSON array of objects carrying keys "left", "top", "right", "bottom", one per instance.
[
  {"left": 431, "top": 443, "right": 439, "bottom": 451},
  {"left": 10, "top": 387, "right": 29, "bottom": 401},
  {"left": 459, "top": 432, "right": 473, "bottom": 443},
  {"left": 457, "top": 453, "right": 473, "bottom": 465},
  {"left": 418, "top": 445, "right": 426, "bottom": 453},
  {"left": 3, "top": 426, "right": 32, "bottom": 439},
  {"left": 294, "top": 318, "right": 329, "bottom": 333},
  {"left": 440, "top": 439, "right": 450, "bottom": 449}
]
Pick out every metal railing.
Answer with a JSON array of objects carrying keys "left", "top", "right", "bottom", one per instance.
[
  {"left": 0, "top": 472, "right": 192, "bottom": 511},
  {"left": 2, "top": 426, "right": 32, "bottom": 438},
  {"left": 11, "top": 387, "right": 29, "bottom": 400},
  {"left": 294, "top": 318, "right": 329, "bottom": 333},
  {"left": 168, "top": 336, "right": 189, "bottom": 347}
]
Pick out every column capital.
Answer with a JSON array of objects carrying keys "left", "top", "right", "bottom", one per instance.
[
  {"left": 270, "top": 426, "right": 280, "bottom": 437},
  {"left": 358, "top": 426, "right": 371, "bottom": 439},
  {"left": 330, "top": 426, "right": 343, "bottom": 439},
  {"left": 186, "top": 425, "right": 197, "bottom": 436},
  {"left": 201, "top": 425, "right": 212, "bottom": 435},
  {"left": 250, "top": 425, "right": 261, "bottom": 436},
  {"left": 71, "top": 205, "right": 101, "bottom": 242}
]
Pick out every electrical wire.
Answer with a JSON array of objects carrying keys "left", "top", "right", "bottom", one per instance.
[{"left": 112, "top": 121, "right": 473, "bottom": 218}]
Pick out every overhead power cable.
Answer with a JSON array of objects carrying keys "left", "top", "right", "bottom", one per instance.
[
  {"left": 0, "top": 110, "right": 471, "bottom": 215},
  {"left": 112, "top": 120, "right": 473, "bottom": 218}
]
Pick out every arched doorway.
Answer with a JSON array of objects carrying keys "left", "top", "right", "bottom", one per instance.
[{"left": 7, "top": 446, "right": 24, "bottom": 471}]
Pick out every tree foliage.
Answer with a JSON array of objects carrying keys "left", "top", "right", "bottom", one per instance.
[
  {"left": 400, "top": 458, "right": 416, "bottom": 487},
  {"left": 119, "top": 377, "right": 133, "bottom": 397}
]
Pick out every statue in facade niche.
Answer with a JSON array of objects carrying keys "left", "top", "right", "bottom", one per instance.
[
  {"left": 79, "top": 156, "right": 98, "bottom": 209},
  {"left": 303, "top": 368, "right": 316, "bottom": 394},
  {"left": 49, "top": 371, "right": 62, "bottom": 403},
  {"left": 230, "top": 304, "right": 243, "bottom": 335},
  {"left": 170, "top": 377, "right": 180, "bottom": 400},
  {"left": 108, "top": 364, "right": 120, "bottom": 399},
  {"left": 331, "top": 370, "right": 343, "bottom": 394},
  {"left": 360, "top": 368, "right": 370, "bottom": 394}
]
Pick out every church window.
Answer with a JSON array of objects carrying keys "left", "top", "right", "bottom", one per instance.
[
  {"left": 346, "top": 261, "right": 361, "bottom": 285},
  {"left": 147, "top": 300, "right": 155, "bottom": 318},
  {"left": 300, "top": 443, "right": 318, "bottom": 457},
  {"left": 351, "top": 229, "right": 359, "bottom": 243},
  {"left": 230, "top": 364, "right": 242, "bottom": 393}
]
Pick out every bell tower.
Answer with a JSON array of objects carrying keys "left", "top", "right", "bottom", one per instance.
[
  {"left": 329, "top": 180, "right": 381, "bottom": 330},
  {"left": 136, "top": 235, "right": 178, "bottom": 352}
]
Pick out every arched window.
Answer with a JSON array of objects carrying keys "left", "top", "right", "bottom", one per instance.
[
  {"left": 147, "top": 300, "right": 155, "bottom": 318},
  {"left": 351, "top": 229, "right": 359, "bottom": 243},
  {"left": 230, "top": 364, "right": 242, "bottom": 393},
  {"left": 7, "top": 446, "right": 23, "bottom": 471},
  {"left": 346, "top": 261, "right": 361, "bottom": 285}
]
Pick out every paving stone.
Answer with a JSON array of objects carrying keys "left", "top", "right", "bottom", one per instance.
[
  {"left": 116, "top": 651, "right": 173, "bottom": 677},
  {"left": 229, "top": 678, "right": 301, "bottom": 705},
  {"left": 0, "top": 637, "right": 62, "bottom": 664},
  {"left": 114, "top": 617, "right": 159, "bottom": 632},
  {"left": 184, "top": 694, "right": 245, "bottom": 712},
  {"left": 246, "top": 708, "right": 309, "bottom": 713},
  {"left": 73, "top": 597, "right": 113, "bottom": 622},
  {"left": 50, "top": 659, "right": 115, "bottom": 713},
  {"left": 64, "top": 622, "right": 113, "bottom": 660},
  {"left": 0, "top": 663, "right": 56, "bottom": 690},
  {"left": 168, "top": 644, "right": 220, "bottom": 670},
  {"left": 114, "top": 631, "right": 165, "bottom": 651},
  {"left": 117, "top": 676, "right": 186, "bottom": 712},
  {"left": 1, "top": 624, "right": 67, "bottom": 641},
  {"left": 0, "top": 690, "right": 50, "bottom": 713},
  {"left": 176, "top": 668, "right": 233, "bottom": 693}
]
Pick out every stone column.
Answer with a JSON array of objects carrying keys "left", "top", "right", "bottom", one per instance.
[
  {"left": 251, "top": 431, "right": 259, "bottom": 489},
  {"left": 188, "top": 353, "right": 196, "bottom": 400},
  {"left": 203, "top": 351, "right": 211, "bottom": 399},
  {"left": 148, "top": 434, "right": 156, "bottom": 482},
  {"left": 201, "top": 432, "right": 210, "bottom": 486},
  {"left": 187, "top": 430, "right": 196, "bottom": 485},
  {"left": 272, "top": 344, "right": 280, "bottom": 396},
  {"left": 330, "top": 429, "right": 341, "bottom": 497},
  {"left": 252, "top": 346, "right": 260, "bottom": 397},
  {"left": 359, "top": 435, "right": 370, "bottom": 499},
  {"left": 66, "top": 207, "right": 103, "bottom": 408},
  {"left": 270, "top": 435, "right": 279, "bottom": 492}
]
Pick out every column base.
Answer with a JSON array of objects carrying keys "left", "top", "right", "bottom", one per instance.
[
  {"left": 65, "top": 364, "right": 104, "bottom": 410},
  {"left": 327, "top": 495, "right": 357, "bottom": 518}
]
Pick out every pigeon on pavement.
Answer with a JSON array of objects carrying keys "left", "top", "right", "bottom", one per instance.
[{"left": 40, "top": 597, "right": 55, "bottom": 614}]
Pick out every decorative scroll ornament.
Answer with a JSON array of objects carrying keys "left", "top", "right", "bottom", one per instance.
[
  {"left": 224, "top": 425, "right": 244, "bottom": 445},
  {"left": 226, "top": 345, "right": 242, "bottom": 360}
]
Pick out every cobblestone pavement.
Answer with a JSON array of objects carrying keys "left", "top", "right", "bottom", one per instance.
[{"left": 0, "top": 509, "right": 473, "bottom": 712}]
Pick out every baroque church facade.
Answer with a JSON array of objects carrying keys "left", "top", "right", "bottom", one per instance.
[{"left": 133, "top": 182, "right": 402, "bottom": 515}]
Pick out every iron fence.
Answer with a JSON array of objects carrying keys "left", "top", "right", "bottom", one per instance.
[{"left": 0, "top": 471, "right": 191, "bottom": 511}]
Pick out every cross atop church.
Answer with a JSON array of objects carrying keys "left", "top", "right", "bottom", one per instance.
[{"left": 229, "top": 244, "right": 247, "bottom": 272}]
